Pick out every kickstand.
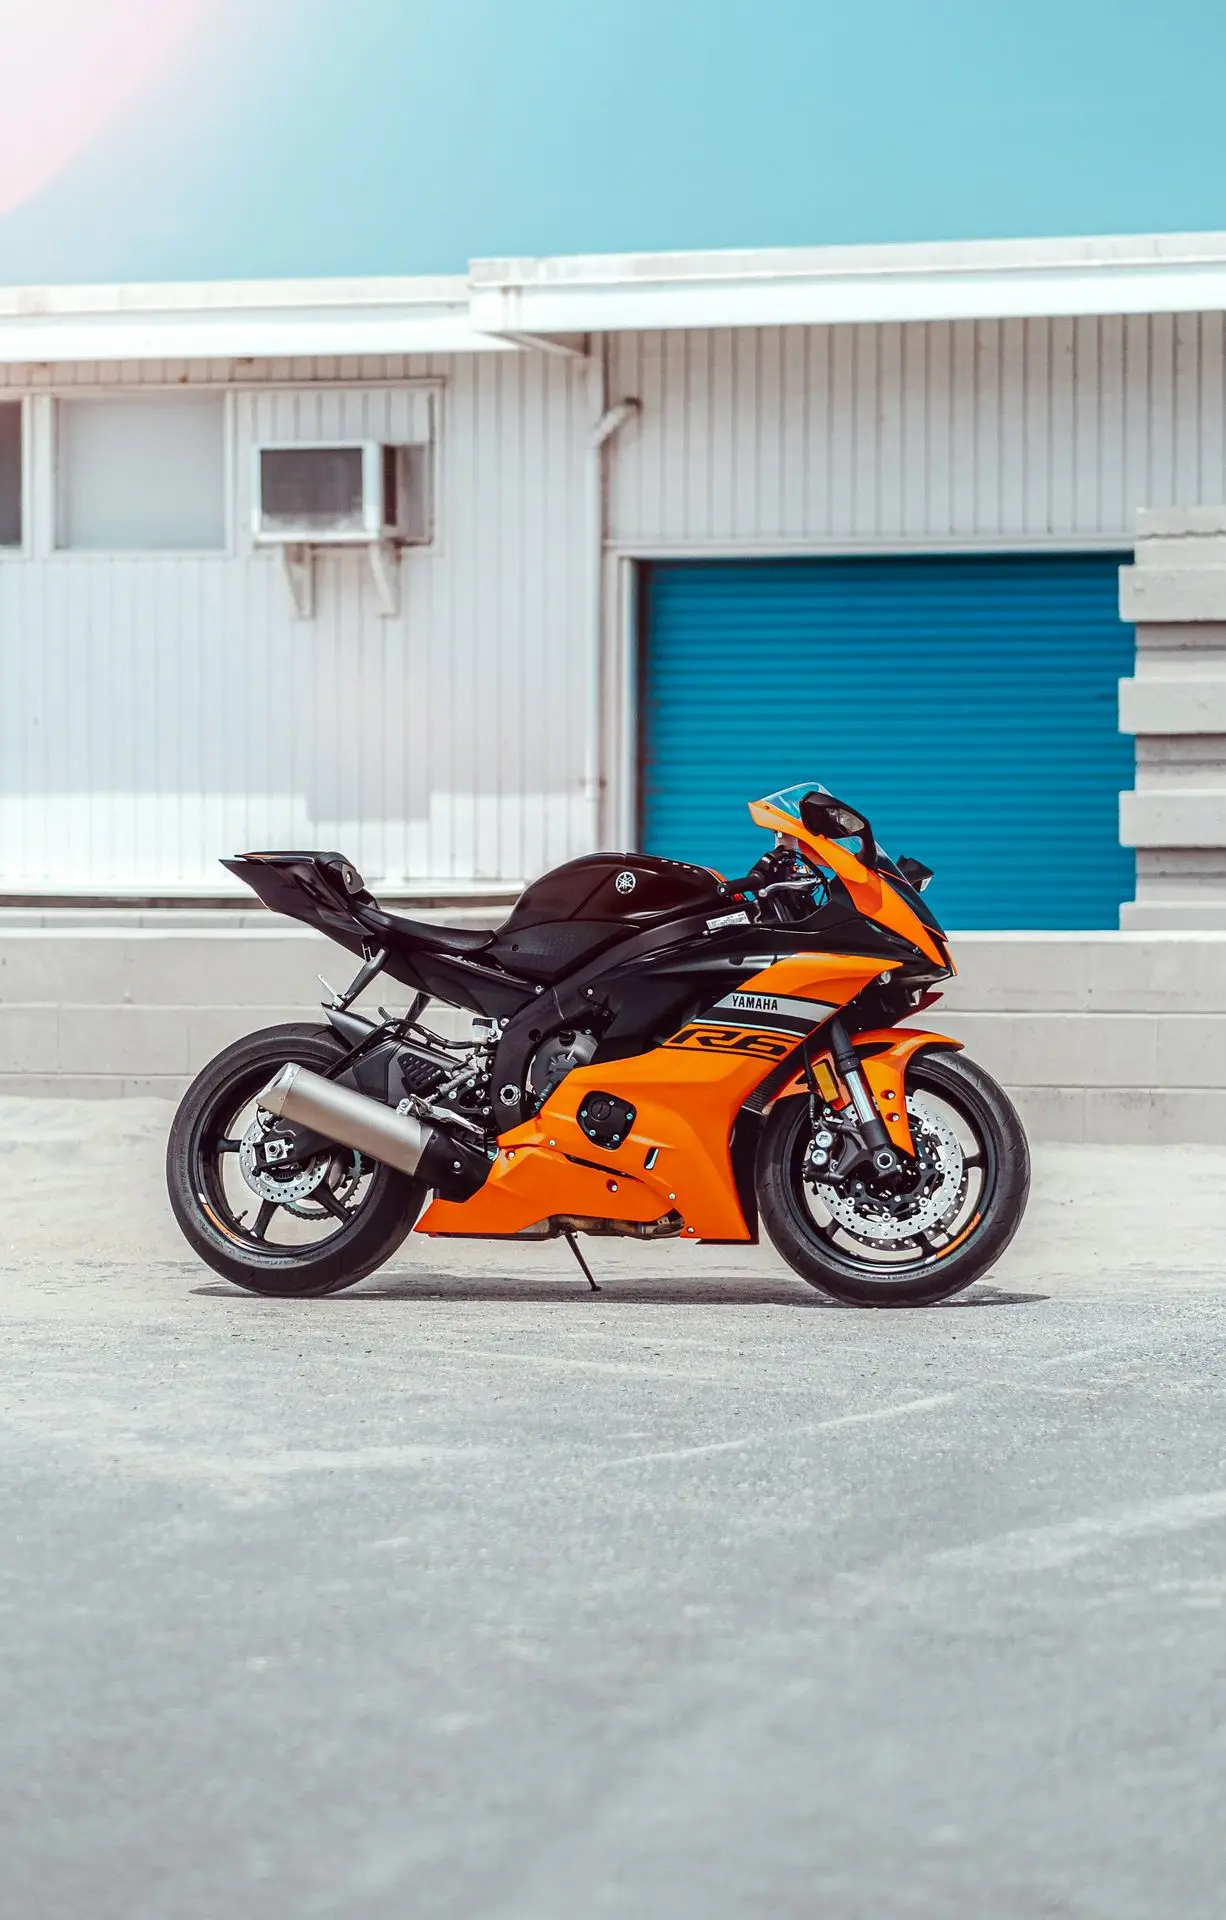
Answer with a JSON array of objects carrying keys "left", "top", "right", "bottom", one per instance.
[{"left": 563, "top": 1231, "right": 601, "bottom": 1292}]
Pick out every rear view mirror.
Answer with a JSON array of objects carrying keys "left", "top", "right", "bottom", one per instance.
[
  {"left": 799, "top": 792, "right": 877, "bottom": 869},
  {"left": 896, "top": 854, "right": 934, "bottom": 893}
]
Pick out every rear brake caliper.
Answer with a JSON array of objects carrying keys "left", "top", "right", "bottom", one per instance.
[{"left": 238, "top": 1118, "right": 333, "bottom": 1207}]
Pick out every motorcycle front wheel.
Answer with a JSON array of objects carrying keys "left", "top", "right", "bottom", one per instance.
[
  {"left": 756, "top": 1049, "right": 1029, "bottom": 1307},
  {"left": 166, "top": 1022, "right": 427, "bottom": 1296}
]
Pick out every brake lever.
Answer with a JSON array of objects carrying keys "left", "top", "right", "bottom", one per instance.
[{"left": 755, "top": 873, "right": 826, "bottom": 925}]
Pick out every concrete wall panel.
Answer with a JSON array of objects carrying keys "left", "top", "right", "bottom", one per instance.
[
  {"left": 3, "top": 924, "right": 1225, "bottom": 1142},
  {"left": 1119, "top": 678, "right": 1226, "bottom": 734},
  {"left": 1121, "top": 791, "right": 1226, "bottom": 846}
]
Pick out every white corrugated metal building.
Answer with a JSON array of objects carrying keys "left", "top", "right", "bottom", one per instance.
[
  {"left": 5, "top": 231, "right": 1226, "bottom": 1131},
  {"left": 0, "top": 231, "right": 1224, "bottom": 903}
]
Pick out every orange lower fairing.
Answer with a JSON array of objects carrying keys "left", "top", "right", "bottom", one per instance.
[
  {"left": 418, "top": 1042, "right": 765, "bottom": 1242},
  {"left": 416, "top": 952, "right": 893, "bottom": 1242}
]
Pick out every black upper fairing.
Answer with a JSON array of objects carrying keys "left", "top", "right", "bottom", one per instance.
[
  {"left": 871, "top": 852, "right": 949, "bottom": 944},
  {"left": 223, "top": 849, "right": 951, "bottom": 1095}
]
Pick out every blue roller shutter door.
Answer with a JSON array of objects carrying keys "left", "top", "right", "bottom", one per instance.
[{"left": 640, "top": 553, "right": 1134, "bottom": 930}]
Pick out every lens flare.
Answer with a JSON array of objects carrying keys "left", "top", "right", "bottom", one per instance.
[{"left": 0, "top": 0, "right": 216, "bottom": 219}]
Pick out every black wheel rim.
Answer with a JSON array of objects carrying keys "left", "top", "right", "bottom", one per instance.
[{"left": 190, "top": 1059, "right": 386, "bottom": 1260}]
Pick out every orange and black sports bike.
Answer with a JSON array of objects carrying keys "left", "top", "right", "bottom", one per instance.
[{"left": 167, "top": 783, "right": 1030, "bottom": 1307}]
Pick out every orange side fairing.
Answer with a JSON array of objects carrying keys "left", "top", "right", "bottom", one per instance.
[{"left": 417, "top": 951, "right": 892, "bottom": 1242}]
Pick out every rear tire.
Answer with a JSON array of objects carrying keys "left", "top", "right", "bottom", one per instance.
[
  {"left": 756, "top": 1049, "right": 1029, "bottom": 1307},
  {"left": 166, "top": 1023, "right": 426, "bottom": 1296}
]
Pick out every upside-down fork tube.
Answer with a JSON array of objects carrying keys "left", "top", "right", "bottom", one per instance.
[{"left": 823, "top": 1014, "right": 900, "bottom": 1168}]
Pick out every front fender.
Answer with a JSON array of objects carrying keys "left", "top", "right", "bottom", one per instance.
[{"left": 770, "top": 1026, "right": 964, "bottom": 1156}]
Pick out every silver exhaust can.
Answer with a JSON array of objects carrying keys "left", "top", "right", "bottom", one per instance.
[{"left": 256, "top": 1062, "right": 436, "bottom": 1178}]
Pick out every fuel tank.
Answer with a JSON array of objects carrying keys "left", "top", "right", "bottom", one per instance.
[{"left": 485, "top": 854, "right": 725, "bottom": 984}]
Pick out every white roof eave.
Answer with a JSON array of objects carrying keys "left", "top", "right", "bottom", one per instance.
[
  {"left": 0, "top": 274, "right": 517, "bottom": 365},
  {"left": 4, "top": 231, "right": 1226, "bottom": 367},
  {"left": 469, "top": 230, "right": 1226, "bottom": 335}
]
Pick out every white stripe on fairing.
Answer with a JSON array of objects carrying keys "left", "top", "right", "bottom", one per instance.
[{"left": 710, "top": 993, "right": 835, "bottom": 1024}]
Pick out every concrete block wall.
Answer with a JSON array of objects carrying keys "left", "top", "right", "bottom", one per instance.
[
  {"left": 1, "top": 917, "right": 1224, "bottom": 1144},
  {"left": 1120, "top": 507, "right": 1226, "bottom": 928},
  {"left": 937, "top": 931, "right": 1226, "bottom": 1143},
  {"left": 0, "top": 922, "right": 339, "bottom": 1099},
  {"left": 0, "top": 910, "right": 481, "bottom": 1099}
]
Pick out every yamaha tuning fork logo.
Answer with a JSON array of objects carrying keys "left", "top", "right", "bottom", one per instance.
[{"left": 614, "top": 870, "right": 637, "bottom": 894}]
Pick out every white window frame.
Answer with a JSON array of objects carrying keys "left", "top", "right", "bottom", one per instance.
[
  {"left": 5, "top": 374, "right": 445, "bottom": 564},
  {"left": 50, "top": 389, "right": 237, "bottom": 560},
  {"left": 0, "top": 393, "right": 31, "bottom": 561}
]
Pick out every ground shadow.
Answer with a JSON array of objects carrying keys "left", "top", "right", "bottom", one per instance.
[{"left": 192, "top": 1278, "right": 1048, "bottom": 1310}]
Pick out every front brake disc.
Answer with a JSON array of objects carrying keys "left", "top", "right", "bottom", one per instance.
[{"left": 816, "top": 1093, "right": 965, "bottom": 1244}]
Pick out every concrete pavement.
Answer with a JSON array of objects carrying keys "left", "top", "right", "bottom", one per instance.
[{"left": 2, "top": 1098, "right": 1226, "bottom": 1917}]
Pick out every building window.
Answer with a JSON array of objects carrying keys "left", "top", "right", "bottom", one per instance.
[
  {"left": 0, "top": 401, "right": 20, "bottom": 548},
  {"left": 57, "top": 394, "right": 225, "bottom": 551}
]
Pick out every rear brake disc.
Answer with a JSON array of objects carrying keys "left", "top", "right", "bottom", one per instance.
[{"left": 237, "top": 1121, "right": 361, "bottom": 1218}]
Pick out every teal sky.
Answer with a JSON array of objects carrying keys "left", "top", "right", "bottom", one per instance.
[{"left": 1, "top": 0, "right": 1225, "bottom": 285}]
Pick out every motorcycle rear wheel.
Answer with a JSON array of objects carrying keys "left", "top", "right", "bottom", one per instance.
[
  {"left": 166, "top": 1023, "right": 427, "bottom": 1296},
  {"left": 756, "top": 1049, "right": 1029, "bottom": 1307}
]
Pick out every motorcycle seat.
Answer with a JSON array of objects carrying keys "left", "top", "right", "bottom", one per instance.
[{"left": 366, "top": 906, "right": 497, "bottom": 958}]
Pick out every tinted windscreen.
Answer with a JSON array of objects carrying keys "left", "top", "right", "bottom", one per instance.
[{"left": 754, "top": 781, "right": 828, "bottom": 824}]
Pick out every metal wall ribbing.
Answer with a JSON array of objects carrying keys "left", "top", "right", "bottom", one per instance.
[
  {"left": 0, "top": 353, "right": 586, "bottom": 892},
  {"left": 606, "top": 316, "right": 1226, "bottom": 550},
  {"left": 7, "top": 314, "right": 1226, "bottom": 893}
]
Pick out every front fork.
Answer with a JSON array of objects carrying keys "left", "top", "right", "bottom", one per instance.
[{"left": 822, "top": 1015, "right": 903, "bottom": 1176}]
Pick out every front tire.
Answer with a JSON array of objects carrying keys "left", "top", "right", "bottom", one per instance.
[
  {"left": 756, "top": 1049, "right": 1029, "bottom": 1306},
  {"left": 166, "top": 1023, "right": 427, "bottom": 1296}
]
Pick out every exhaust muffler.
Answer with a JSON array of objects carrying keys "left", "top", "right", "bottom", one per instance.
[{"left": 256, "top": 1063, "right": 486, "bottom": 1197}]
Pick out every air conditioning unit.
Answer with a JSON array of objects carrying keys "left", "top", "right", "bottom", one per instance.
[
  {"left": 252, "top": 440, "right": 431, "bottom": 618},
  {"left": 252, "top": 441, "right": 430, "bottom": 546}
]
